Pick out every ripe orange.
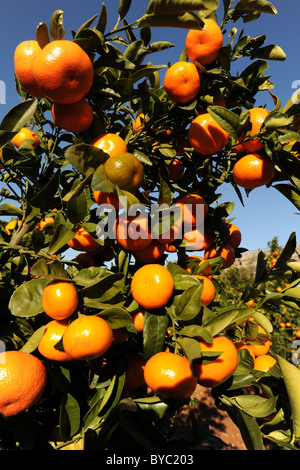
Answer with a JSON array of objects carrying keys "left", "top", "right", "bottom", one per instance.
[
  {"left": 188, "top": 113, "right": 229, "bottom": 155},
  {"left": 93, "top": 190, "right": 121, "bottom": 210},
  {"left": 38, "top": 320, "right": 72, "bottom": 361},
  {"left": 62, "top": 315, "right": 113, "bottom": 360},
  {"left": 75, "top": 252, "right": 95, "bottom": 267},
  {"left": 123, "top": 353, "right": 146, "bottom": 394},
  {"left": 0, "top": 350, "right": 47, "bottom": 416},
  {"left": 295, "top": 330, "right": 300, "bottom": 339},
  {"left": 67, "top": 226, "right": 100, "bottom": 252},
  {"left": 240, "top": 107, "right": 270, "bottom": 153},
  {"left": 32, "top": 40, "right": 94, "bottom": 104},
  {"left": 183, "top": 228, "right": 214, "bottom": 251},
  {"left": 204, "top": 243, "right": 235, "bottom": 268},
  {"left": 226, "top": 223, "right": 242, "bottom": 249},
  {"left": 176, "top": 193, "right": 208, "bottom": 227},
  {"left": 253, "top": 354, "right": 277, "bottom": 372},
  {"left": 185, "top": 255, "right": 212, "bottom": 275},
  {"left": 42, "top": 280, "right": 78, "bottom": 320},
  {"left": 192, "top": 275, "right": 215, "bottom": 306},
  {"left": 163, "top": 61, "right": 201, "bottom": 104},
  {"left": 233, "top": 153, "right": 275, "bottom": 189},
  {"left": 246, "top": 298, "right": 255, "bottom": 307},
  {"left": 115, "top": 215, "right": 151, "bottom": 252},
  {"left": 104, "top": 152, "right": 144, "bottom": 193},
  {"left": 91, "top": 132, "right": 127, "bottom": 157},
  {"left": 185, "top": 19, "right": 224, "bottom": 65},
  {"left": 133, "top": 240, "right": 166, "bottom": 263},
  {"left": 5, "top": 219, "right": 22, "bottom": 235},
  {"left": 14, "top": 40, "right": 45, "bottom": 98},
  {"left": 196, "top": 335, "right": 239, "bottom": 387},
  {"left": 144, "top": 351, "right": 197, "bottom": 400},
  {"left": 159, "top": 158, "right": 185, "bottom": 182},
  {"left": 51, "top": 99, "right": 94, "bottom": 133},
  {"left": 132, "top": 310, "right": 145, "bottom": 332},
  {"left": 131, "top": 264, "right": 174, "bottom": 310},
  {"left": 12, "top": 127, "right": 40, "bottom": 148},
  {"left": 245, "top": 325, "right": 271, "bottom": 357}
]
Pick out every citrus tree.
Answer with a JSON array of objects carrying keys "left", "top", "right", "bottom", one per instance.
[{"left": 0, "top": 0, "right": 300, "bottom": 451}]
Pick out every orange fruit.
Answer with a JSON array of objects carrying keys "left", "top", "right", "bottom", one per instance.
[
  {"left": 93, "top": 191, "right": 121, "bottom": 210},
  {"left": 253, "top": 354, "right": 277, "bottom": 372},
  {"left": 42, "top": 280, "right": 78, "bottom": 320},
  {"left": 67, "top": 226, "right": 100, "bottom": 252},
  {"left": 32, "top": 40, "right": 94, "bottom": 104},
  {"left": 176, "top": 193, "right": 208, "bottom": 228},
  {"left": 233, "top": 153, "right": 275, "bottom": 190},
  {"left": 227, "top": 223, "right": 242, "bottom": 249},
  {"left": 91, "top": 132, "right": 127, "bottom": 157},
  {"left": 5, "top": 219, "right": 22, "bottom": 235},
  {"left": 276, "top": 286, "right": 283, "bottom": 293},
  {"left": 192, "top": 275, "right": 215, "bottom": 306},
  {"left": 51, "top": 99, "right": 94, "bottom": 133},
  {"left": 38, "top": 320, "right": 72, "bottom": 361},
  {"left": 115, "top": 215, "right": 151, "bottom": 252},
  {"left": 144, "top": 351, "right": 197, "bottom": 400},
  {"left": 62, "top": 315, "right": 113, "bottom": 360},
  {"left": 104, "top": 152, "right": 144, "bottom": 193},
  {"left": 188, "top": 113, "right": 229, "bottom": 155},
  {"left": 75, "top": 252, "right": 95, "bottom": 267},
  {"left": 163, "top": 61, "right": 201, "bottom": 104},
  {"left": 196, "top": 335, "right": 239, "bottom": 387},
  {"left": 123, "top": 353, "right": 146, "bottom": 394},
  {"left": 38, "top": 212, "right": 56, "bottom": 231},
  {"left": 185, "top": 19, "right": 224, "bottom": 65},
  {"left": 295, "top": 330, "right": 300, "bottom": 339},
  {"left": 245, "top": 325, "right": 271, "bottom": 357},
  {"left": 183, "top": 228, "right": 214, "bottom": 251},
  {"left": 132, "top": 310, "right": 145, "bottom": 332},
  {"left": 246, "top": 299, "right": 255, "bottom": 307},
  {"left": 166, "top": 244, "right": 177, "bottom": 253},
  {"left": 133, "top": 240, "right": 166, "bottom": 263},
  {"left": 152, "top": 207, "right": 182, "bottom": 245},
  {"left": 0, "top": 350, "right": 47, "bottom": 416},
  {"left": 204, "top": 243, "right": 235, "bottom": 268},
  {"left": 240, "top": 107, "right": 270, "bottom": 153},
  {"left": 14, "top": 40, "right": 45, "bottom": 98},
  {"left": 12, "top": 127, "right": 40, "bottom": 148},
  {"left": 185, "top": 255, "right": 212, "bottom": 276},
  {"left": 159, "top": 158, "right": 185, "bottom": 182},
  {"left": 131, "top": 264, "right": 174, "bottom": 310}
]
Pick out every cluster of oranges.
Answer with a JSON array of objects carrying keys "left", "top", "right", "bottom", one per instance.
[
  {"left": 1, "top": 16, "right": 283, "bottom": 420},
  {"left": 14, "top": 39, "right": 94, "bottom": 134}
]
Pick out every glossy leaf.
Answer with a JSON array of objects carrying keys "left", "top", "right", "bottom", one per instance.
[
  {"left": 143, "top": 311, "right": 169, "bottom": 360},
  {"left": 277, "top": 355, "right": 300, "bottom": 440},
  {"left": 8, "top": 278, "right": 49, "bottom": 317}
]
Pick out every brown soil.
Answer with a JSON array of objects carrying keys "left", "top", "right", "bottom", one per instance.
[{"left": 171, "top": 385, "right": 247, "bottom": 450}]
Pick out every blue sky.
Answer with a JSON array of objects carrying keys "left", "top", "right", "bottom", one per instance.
[{"left": 0, "top": 0, "right": 299, "bottom": 253}]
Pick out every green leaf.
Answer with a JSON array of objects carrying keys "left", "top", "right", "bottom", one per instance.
[
  {"left": 175, "top": 284, "right": 203, "bottom": 320},
  {"left": 177, "top": 336, "right": 202, "bottom": 362},
  {"left": 67, "top": 183, "right": 88, "bottom": 224},
  {"left": 204, "top": 308, "right": 240, "bottom": 336},
  {"left": 0, "top": 100, "right": 38, "bottom": 147},
  {"left": 8, "top": 278, "right": 49, "bottom": 318},
  {"left": 233, "top": 394, "right": 277, "bottom": 418},
  {"left": 36, "top": 22, "right": 50, "bottom": 49},
  {"left": 264, "top": 111, "right": 292, "bottom": 130},
  {"left": 59, "top": 393, "right": 81, "bottom": 440},
  {"left": 48, "top": 224, "right": 77, "bottom": 255},
  {"left": 277, "top": 355, "right": 300, "bottom": 440},
  {"left": 208, "top": 105, "right": 243, "bottom": 140},
  {"left": 20, "top": 326, "right": 46, "bottom": 353},
  {"left": 254, "top": 250, "right": 267, "bottom": 284},
  {"left": 118, "top": 0, "right": 132, "bottom": 19},
  {"left": 99, "top": 307, "right": 133, "bottom": 329},
  {"left": 28, "top": 171, "right": 60, "bottom": 211},
  {"left": 91, "top": 164, "right": 116, "bottom": 192},
  {"left": 65, "top": 144, "right": 108, "bottom": 177},
  {"left": 30, "top": 259, "right": 70, "bottom": 280},
  {"left": 0, "top": 204, "right": 23, "bottom": 217},
  {"left": 50, "top": 10, "right": 65, "bottom": 41},
  {"left": 145, "top": 0, "right": 219, "bottom": 15},
  {"left": 250, "top": 44, "right": 286, "bottom": 61},
  {"left": 143, "top": 311, "right": 169, "bottom": 360},
  {"left": 233, "top": 0, "right": 277, "bottom": 14}
]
